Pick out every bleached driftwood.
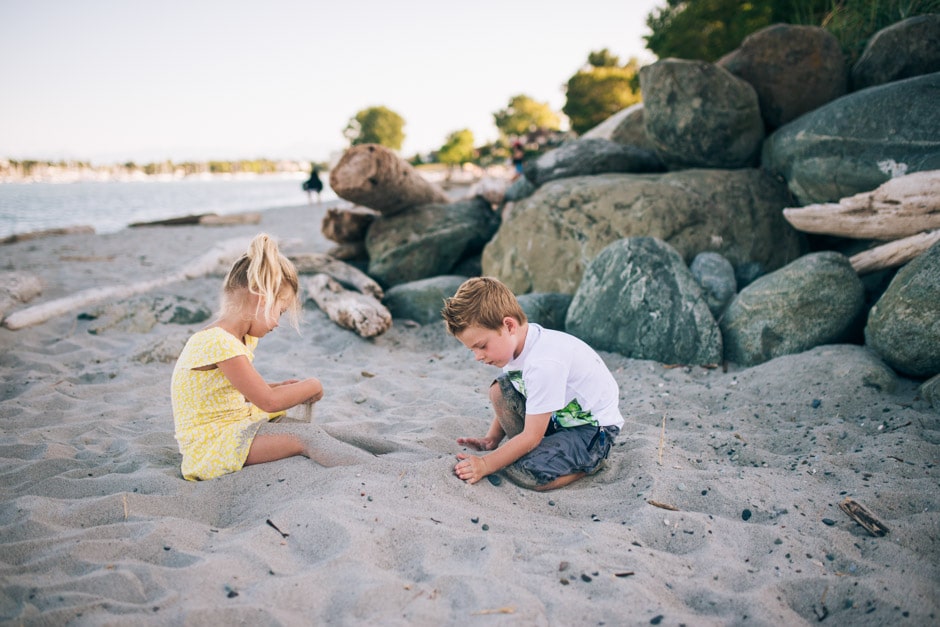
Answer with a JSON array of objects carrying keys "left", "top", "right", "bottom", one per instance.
[
  {"left": 321, "top": 205, "right": 379, "bottom": 243},
  {"left": 289, "top": 253, "right": 383, "bottom": 299},
  {"left": 130, "top": 212, "right": 261, "bottom": 227},
  {"left": 0, "top": 272, "right": 43, "bottom": 319},
  {"left": 783, "top": 170, "right": 940, "bottom": 239},
  {"left": 2, "top": 237, "right": 249, "bottom": 330},
  {"left": 850, "top": 229, "right": 940, "bottom": 274},
  {"left": 326, "top": 241, "right": 368, "bottom": 261},
  {"left": 329, "top": 144, "right": 450, "bottom": 216},
  {"left": 0, "top": 225, "right": 95, "bottom": 245},
  {"left": 304, "top": 274, "right": 391, "bottom": 338}
]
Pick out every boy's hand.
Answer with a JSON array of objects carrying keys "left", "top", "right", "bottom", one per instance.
[
  {"left": 454, "top": 452, "right": 489, "bottom": 484},
  {"left": 456, "top": 436, "right": 498, "bottom": 451}
]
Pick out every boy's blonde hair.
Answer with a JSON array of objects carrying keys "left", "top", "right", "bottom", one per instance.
[
  {"left": 442, "top": 276, "right": 527, "bottom": 336},
  {"left": 222, "top": 233, "right": 301, "bottom": 329}
]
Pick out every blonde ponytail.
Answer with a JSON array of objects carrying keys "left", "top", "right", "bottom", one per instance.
[{"left": 222, "top": 233, "right": 301, "bottom": 329}]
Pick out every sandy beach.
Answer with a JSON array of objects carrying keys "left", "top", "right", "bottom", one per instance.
[{"left": 1, "top": 200, "right": 938, "bottom": 625}]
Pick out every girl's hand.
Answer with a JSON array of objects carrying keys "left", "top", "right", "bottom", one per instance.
[{"left": 454, "top": 452, "right": 489, "bottom": 484}]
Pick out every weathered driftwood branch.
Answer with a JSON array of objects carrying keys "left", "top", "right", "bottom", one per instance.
[
  {"left": 0, "top": 272, "right": 43, "bottom": 320},
  {"left": 839, "top": 497, "right": 889, "bottom": 537},
  {"left": 329, "top": 144, "right": 450, "bottom": 216},
  {"left": 289, "top": 252, "right": 383, "bottom": 299},
  {"left": 2, "top": 237, "right": 249, "bottom": 330},
  {"left": 130, "top": 212, "right": 261, "bottom": 227},
  {"left": 783, "top": 170, "right": 940, "bottom": 239},
  {"left": 1, "top": 225, "right": 94, "bottom": 245},
  {"left": 850, "top": 229, "right": 940, "bottom": 274},
  {"left": 304, "top": 274, "right": 391, "bottom": 338},
  {"left": 321, "top": 205, "right": 380, "bottom": 243}
]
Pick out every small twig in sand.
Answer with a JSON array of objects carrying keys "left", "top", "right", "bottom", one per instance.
[
  {"left": 122, "top": 494, "right": 129, "bottom": 521},
  {"left": 657, "top": 415, "right": 666, "bottom": 465},
  {"left": 266, "top": 519, "right": 289, "bottom": 538},
  {"left": 472, "top": 607, "right": 515, "bottom": 615},
  {"left": 647, "top": 500, "right": 679, "bottom": 511},
  {"left": 839, "top": 498, "right": 889, "bottom": 537}
]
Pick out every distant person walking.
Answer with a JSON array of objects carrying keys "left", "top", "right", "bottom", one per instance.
[{"left": 303, "top": 166, "right": 324, "bottom": 204}]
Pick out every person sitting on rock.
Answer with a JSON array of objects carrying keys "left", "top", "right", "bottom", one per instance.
[{"left": 442, "top": 276, "right": 624, "bottom": 490}]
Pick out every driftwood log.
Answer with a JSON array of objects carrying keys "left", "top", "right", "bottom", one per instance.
[
  {"left": 0, "top": 272, "right": 43, "bottom": 320},
  {"left": 289, "top": 252, "right": 383, "bottom": 299},
  {"left": 0, "top": 225, "right": 94, "bottom": 245},
  {"left": 130, "top": 212, "right": 261, "bottom": 227},
  {"left": 783, "top": 170, "right": 940, "bottom": 239},
  {"left": 2, "top": 237, "right": 249, "bottom": 330},
  {"left": 321, "top": 205, "right": 380, "bottom": 243},
  {"left": 304, "top": 274, "right": 391, "bottom": 338},
  {"left": 329, "top": 144, "right": 450, "bottom": 216},
  {"left": 850, "top": 229, "right": 940, "bottom": 274}
]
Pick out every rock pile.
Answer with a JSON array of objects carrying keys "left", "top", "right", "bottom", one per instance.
[{"left": 323, "top": 18, "right": 940, "bottom": 404}]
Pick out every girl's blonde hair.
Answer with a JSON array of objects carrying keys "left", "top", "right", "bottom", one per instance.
[
  {"left": 441, "top": 276, "right": 527, "bottom": 336},
  {"left": 222, "top": 233, "right": 301, "bottom": 329}
]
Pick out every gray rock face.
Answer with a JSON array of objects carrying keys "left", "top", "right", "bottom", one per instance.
[
  {"left": 920, "top": 374, "right": 940, "bottom": 410},
  {"left": 503, "top": 177, "right": 536, "bottom": 203},
  {"left": 566, "top": 238, "right": 722, "bottom": 365},
  {"left": 852, "top": 15, "right": 940, "bottom": 90},
  {"left": 718, "top": 23, "right": 847, "bottom": 129},
  {"left": 366, "top": 197, "right": 499, "bottom": 287},
  {"left": 720, "top": 252, "right": 865, "bottom": 367},
  {"left": 690, "top": 252, "right": 737, "bottom": 318},
  {"left": 864, "top": 241, "right": 940, "bottom": 378},
  {"left": 482, "top": 169, "right": 806, "bottom": 295},
  {"left": 383, "top": 275, "right": 468, "bottom": 326},
  {"left": 761, "top": 72, "right": 940, "bottom": 205},
  {"left": 582, "top": 103, "right": 656, "bottom": 152},
  {"left": 528, "top": 137, "right": 663, "bottom": 186},
  {"left": 639, "top": 58, "right": 765, "bottom": 169},
  {"left": 516, "top": 293, "right": 572, "bottom": 331}
]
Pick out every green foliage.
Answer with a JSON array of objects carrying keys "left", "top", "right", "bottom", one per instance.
[
  {"left": 563, "top": 55, "right": 642, "bottom": 135},
  {"left": 437, "top": 129, "right": 476, "bottom": 166},
  {"left": 587, "top": 48, "right": 622, "bottom": 68},
  {"left": 344, "top": 106, "right": 406, "bottom": 150},
  {"left": 644, "top": 0, "right": 940, "bottom": 65},
  {"left": 493, "top": 95, "right": 561, "bottom": 138}
]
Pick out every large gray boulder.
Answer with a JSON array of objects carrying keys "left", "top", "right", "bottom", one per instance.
[
  {"left": 581, "top": 103, "right": 657, "bottom": 152},
  {"left": 383, "top": 275, "right": 468, "bottom": 325},
  {"left": 526, "top": 137, "right": 663, "bottom": 186},
  {"left": 762, "top": 72, "right": 940, "bottom": 205},
  {"left": 865, "top": 241, "right": 940, "bottom": 378},
  {"left": 366, "top": 197, "right": 499, "bottom": 287},
  {"left": 718, "top": 23, "right": 847, "bottom": 129},
  {"left": 516, "top": 293, "right": 572, "bottom": 331},
  {"left": 852, "top": 15, "right": 940, "bottom": 91},
  {"left": 566, "top": 237, "right": 722, "bottom": 365},
  {"left": 639, "top": 58, "right": 764, "bottom": 169},
  {"left": 720, "top": 252, "right": 866, "bottom": 367},
  {"left": 481, "top": 168, "right": 806, "bottom": 295}
]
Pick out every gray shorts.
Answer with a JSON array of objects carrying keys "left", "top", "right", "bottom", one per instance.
[{"left": 494, "top": 374, "right": 619, "bottom": 486}]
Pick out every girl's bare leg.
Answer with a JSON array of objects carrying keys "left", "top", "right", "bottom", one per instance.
[{"left": 244, "top": 433, "right": 306, "bottom": 466}]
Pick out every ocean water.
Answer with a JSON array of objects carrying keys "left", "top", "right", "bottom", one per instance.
[{"left": 0, "top": 176, "right": 336, "bottom": 239}]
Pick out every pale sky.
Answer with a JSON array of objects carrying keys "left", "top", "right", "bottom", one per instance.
[{"left": 0, "top": 0, "right": 663, "bottom": 165}]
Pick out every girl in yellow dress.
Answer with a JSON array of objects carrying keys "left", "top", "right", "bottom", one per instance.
[{"left": 171, "top": 233, "right": 323, "bottom": 480}]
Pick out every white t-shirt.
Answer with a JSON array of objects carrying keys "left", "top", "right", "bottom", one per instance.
[{"left": 504, "top": 323, "right": 624, "bottom": 429}]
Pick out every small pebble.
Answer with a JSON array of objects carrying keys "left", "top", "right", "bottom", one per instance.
[
  {"left": 471, "top": 517, "right": 479, "bottom": 524},
  {"left": 487, "top": 475, "right": 502, "bottom": 486},
  {"left": 548, "top": 500, "right": 555, "bottom": 506},
  {"left": 812, "top": 399, "right": 822, "bottom": 409},
  {"left": 481, "top": 524, "right": 489, "bottom": 531},
  {"left": 822, "top": 518, "right": 836, "bottom": 526},
  {"left": 580, "top": 573, "right": 592, "bottom": 582},
  {"left": 742, "top": 509, "right": 752, "bottom": 521},
  {"left": 651, "top": 615, "right": 664, "bottom": 625}
]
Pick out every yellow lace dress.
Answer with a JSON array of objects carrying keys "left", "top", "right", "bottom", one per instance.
[{"left": 171, "top": 327, "right": 278, "bottom": 480}]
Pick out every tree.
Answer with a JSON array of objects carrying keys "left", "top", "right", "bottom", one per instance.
[
  {"left": 437, "top": 129, "right": 476, "bottom": 166},
  {"left": 563, "top": 51, "right": 642, "bottom": 135},
  {"left": 344, "top": 106, "right": 405, "bottom": 150},
  {"left": 493, "top": 95, "right": 561, "bottom": 138}
]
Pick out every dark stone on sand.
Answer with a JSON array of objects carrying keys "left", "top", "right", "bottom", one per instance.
[{"left": 382, "top": 275, "right": 468, "bottom": 325}]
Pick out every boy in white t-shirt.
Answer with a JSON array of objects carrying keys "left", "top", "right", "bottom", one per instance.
[{"left": 442, "top": 277, "right": 624, "bottom": 491}]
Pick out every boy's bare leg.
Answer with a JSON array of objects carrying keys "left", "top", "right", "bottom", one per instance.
[{"left": 491, "top": 380, "right": 525, "bottom": 439}]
